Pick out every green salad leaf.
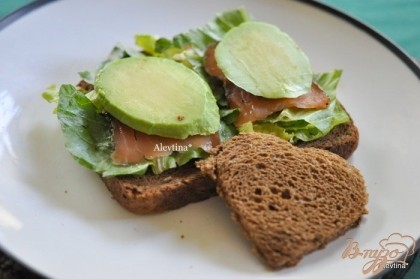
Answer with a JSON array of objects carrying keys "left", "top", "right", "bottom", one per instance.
[
  {"left": 135, "top": 8, "right": 250, "bottom": 76},
  {"left": 42, "top": 84, "right": 59, "bottom": 103},
  {"left": 56, "top": 85, "right": 210, "bottom": 177},
  {"left": 238, "top": 122, "right": 293, "bottom": 141}
]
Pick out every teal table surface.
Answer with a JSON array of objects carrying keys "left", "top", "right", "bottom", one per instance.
[
  {"left": 0, "top": 1, "right": 419, "bottom": 279},
  {"left": 322, "top": 0, "right": 420, "bottom": 59},
  {"left": 0, "top": 0, "right": 34, "bottom": 18}
]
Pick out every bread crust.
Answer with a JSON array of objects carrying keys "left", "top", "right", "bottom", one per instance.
[{"left": 101, "top": 162, "right": 216, "bottom": 214}]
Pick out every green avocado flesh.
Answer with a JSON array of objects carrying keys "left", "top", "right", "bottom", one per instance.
[
  {"left": 95, "top": 57, "right": 220, "bottom": 139},
  {"left": 215, "top": 21, "right": 313, "bottom": 99}
]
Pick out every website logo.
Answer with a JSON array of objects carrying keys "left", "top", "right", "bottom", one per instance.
[{"left": 341, "top": 232, "right": 416, "bottom": 275}]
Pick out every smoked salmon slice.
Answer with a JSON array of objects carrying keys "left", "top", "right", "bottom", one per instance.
[
  {"left": 225, "top": 81, "right": 329, "bottom": 125},
  {"left": 112, "top": 120, "right": 220, "bottom": 165},
  {"left": 204, "top": 43, "right": 227, "bottom": 81}
]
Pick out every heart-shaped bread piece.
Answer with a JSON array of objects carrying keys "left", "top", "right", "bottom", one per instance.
[{"left": 197, "top": 133, "right": 368, "bottom": 269}]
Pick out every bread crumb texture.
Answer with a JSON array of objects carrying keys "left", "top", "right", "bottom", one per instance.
[{"left": 197, "top": 132, "right": 368, "bottom": 269}]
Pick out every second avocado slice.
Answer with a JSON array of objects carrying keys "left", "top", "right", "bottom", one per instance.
[
  {"left": 95, "top": 56, "right": 220, "bottom": 139},
  {"left": 215, "top": 21, "right": 313, "bottom": 99}
]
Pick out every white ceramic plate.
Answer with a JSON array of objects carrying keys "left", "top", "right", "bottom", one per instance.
[{"left": 1, "top": 0, "right": 419, "bottom": 278}]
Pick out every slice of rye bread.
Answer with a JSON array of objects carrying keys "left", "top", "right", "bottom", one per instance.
[
  {"left": 196, "top": 132, "right": 368, "bottom": 269},
  {"left": 101, "top": 162, "right": 216, "bottom": 214},
  {"left": 101, "top": 121, "right": 358, "bottom": 214}
]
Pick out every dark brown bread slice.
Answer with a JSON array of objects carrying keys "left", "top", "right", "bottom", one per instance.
[
  {"left": 101, "top": 162, "right": 216, "bottom": 214},
  {"left": 197, "top": 133, "right": 368, "bottom": 269},
  {"left": 296, "top": 121, "right": 359, "bottom": 159},
  {"left": 102, "top": 121, "right": 358, "bottom": 214}
]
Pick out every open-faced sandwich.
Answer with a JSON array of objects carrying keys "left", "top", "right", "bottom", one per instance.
[
  {"left": 43, "top": 8, "right": 359, "bottom": 214},
  {"left": 43, "top": 7, "right": 368, "bottom": 270}
]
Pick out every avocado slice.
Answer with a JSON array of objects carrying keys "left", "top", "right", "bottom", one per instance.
[
  {"left": 215, "top": 21, "right": 313, "bottom": 99},
  {"left": 95, "top": 56, "right": 220, "bottom": 139}
]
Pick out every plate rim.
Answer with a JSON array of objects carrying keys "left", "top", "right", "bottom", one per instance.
[
  {"left": 0, "top": 0, "right": 58, "bottom": 32},
  {"left": 0, "top": 0, "right": 419, "bottom": 278}
]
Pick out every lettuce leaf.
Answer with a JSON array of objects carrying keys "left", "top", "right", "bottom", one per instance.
[
  {"left": 56, "top": 85, "right": 210, "bottom": 177},
  {"left": 42, "top": 84, "right": 59, "bottom": 103},
  {"left": 238, "top": 122, "right": 293, "bottom": 141},
  {"left": 271, "top": 99, "right": 350, "bottom": 142},
  {"left": 134, "top": 8, "right": 249, "bottom": 76}
]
